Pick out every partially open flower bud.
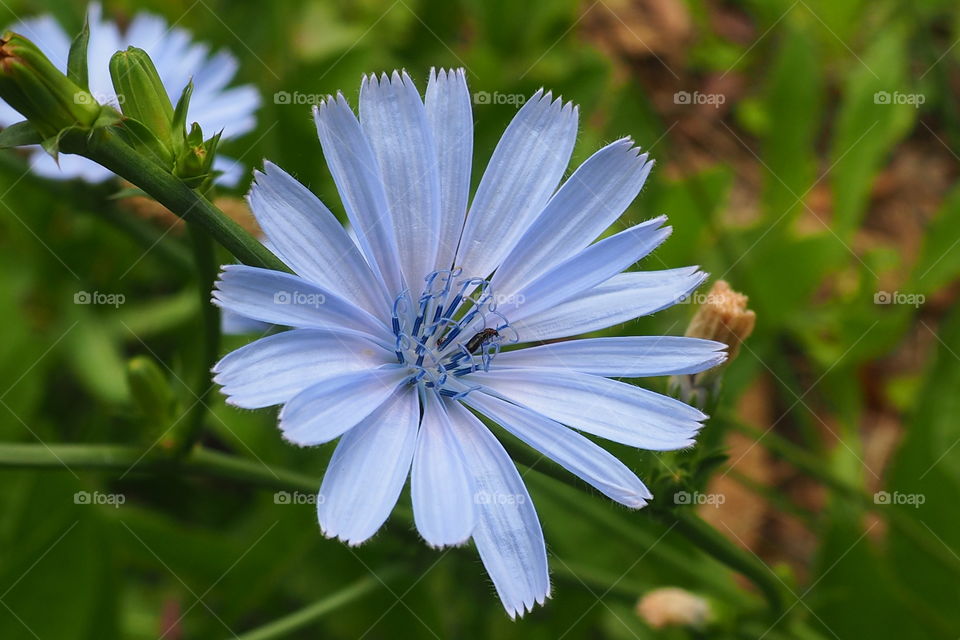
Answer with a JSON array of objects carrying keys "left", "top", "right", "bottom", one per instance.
[
  {"left": 0, "top": 31, "right": 101, "bottom": 137},
  {"left": 636, "top": 586, "right": 712, "bottom": 629},
  {"left": 685, "top": 280, "right": 756, "bottom": 362},
  {"left": 671, "top": 280, "right": 755, "bottom": 406}
]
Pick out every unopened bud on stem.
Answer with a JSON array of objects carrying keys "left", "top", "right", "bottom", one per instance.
[
  {"left": 0, "top": 31, "right": 101, "bottom": 137},
  {"left": 636, "top": 587, "right": 712, "bottom": 630},
  {"left": 671, "top": 280, "right": 756, "bottom": 406},
  {"left": 109, "top": 47, "right": 175, "bottom": 151}
]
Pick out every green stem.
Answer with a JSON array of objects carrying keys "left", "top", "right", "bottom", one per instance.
[
  {"left": 232, "top": 570, "right": 398, "bottom": 640},
  {"left": 171, "top": 223, "right": 220, "bottom": 456},
  {"left": 653, "top": 507, "right": 788, "bottom": 614},
  {"left": 65, "top": 127, "right": 285, "bottom": 271},
  {"left": 0, "top": 442, "right": 319, "bottom": 492}
]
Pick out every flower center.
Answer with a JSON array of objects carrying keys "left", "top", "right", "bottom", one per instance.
[{"left": 391, "top": 269, "right": 514, "bottom": 397}]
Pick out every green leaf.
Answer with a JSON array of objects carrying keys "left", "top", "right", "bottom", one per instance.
[
  {"left": 829, "top": 24, "right": 915, "bottom": 237},
  {"left": 885, "top": 305, "right": 960, "bottom": 633},
  {"left": 67, "top": 17, "right": 90, "bottom": 89},
  {"left": 107, "top": 186, "right": 151, "bottom": 200},
  {"left": 909, "top": 185, "right": 960, "bottom": 295},
  {"left": 761, "top": 26, "right": 823, "bottom": 222},
  {"left": 171, "top": 80, "right": 193, "bottom": 151},
  {"left": 0, "top": 120, "right": 41, "bottom": 148},
  {"left": 111, "top": 116, "right": 174, "bottom": 168}
]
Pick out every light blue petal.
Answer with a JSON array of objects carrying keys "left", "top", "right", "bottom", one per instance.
[
  {"left": 317, "top": 388, "right": 419, "bottom": 545},
  {"left": 212, "top": 155, "right": 245, "bottom": 188},
  {"left": 213, "top": 329, "right": 394, "bottom": 408},
  {"left": 504, "top": 217, "right": 671, "bottom": 322},
  {"left": 444, "top": 401, "right": 549, "bottom": 618},
  {"left": 360, "top": 71, "right": 441, "bottom": 288},
  {"left": 425, "top": 68, "right": 472, "bottom": 272},
  {"left": 469, "top": 368, "right": 706, "bottom": 450},
  {"left": 511, "top": 267, "right": 708, "bottom": 342},
  {"left": 124, "top": 10, "right": 169, "bottom": 58},
  {"left": 0, "top": 100, "right": 20, "bottom": 128},
  {"left": 466, "top": 393, "right": 652, "bottom": 508},
  {"left": 455, "top": 90, "right": 577, "bottom": 280},
  {"left": 8, "top": 14, "right": 71, "bottom": 68},
  {"left": 220, "top": 309, "right": 271, "bottom": 335},
  {"left": 211, "top": 265, "right": 392, "bottom": 344},
  {"left": 186, "top": 85, "right": 261, "bottom": 140},
  {"left": 279, "top": 367, "right": 409, "bottom": 446},
  {"left": 248, "top": 162, "right": 390, "bottom": 318},
  {"left": 313, "top": 95, "right": 404, "bottom": 295},
  {"left": 411, "top": 393, "right": 476, "bottom": 547},
  {"left": 494, "top": 336, "right": 727, "bottom": 377},
  {"left": 492, "top": 139, "right": 653, "bottom": 295},
  {"left": 190, "top": 49, "right": 238, "bottom": 93},
  {"left": 26, "top": 150, "right": 114, "bottom": 182}
]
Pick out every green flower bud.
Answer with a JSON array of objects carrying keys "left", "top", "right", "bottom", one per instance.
[
  {"left": 0, "top": 31, "right": 101, "bottom": 137},
  {"left": 109, "top": 47, "right": 175, "bottom": 153},
  {"left": 174, "top": 123, "right": 221, "bottom": 188},
  {"left": 126, "top": 355, "right": 176, "bottom": 440}
]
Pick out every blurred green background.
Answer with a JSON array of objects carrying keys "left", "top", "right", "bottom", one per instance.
[{"left": 2, "top": 0, "right": 960, "bottom": 638}]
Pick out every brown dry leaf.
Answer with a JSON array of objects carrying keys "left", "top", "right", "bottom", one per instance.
[{"left": 582, "top": 0, "right": 693, "bottom": 63}]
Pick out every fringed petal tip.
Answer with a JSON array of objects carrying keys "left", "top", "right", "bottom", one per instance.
[
  {"left": 503, "top": 587, "right": 551, "bottom": 620},
  {"left": 429, "top": 67, "right": 467, "bottom": 83}
]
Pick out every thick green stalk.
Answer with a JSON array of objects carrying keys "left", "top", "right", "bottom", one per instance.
[
  {"left": 170, "top": 223, "right": 221, "bottom": 456},
  {"left": 0, "top": 442, "right": 319, "bottom": 492},
  {"left": 232, "top": 570, "right": 399, "bottom": 640},
  {"left": 64, "top": 127, "right": 285, "bottom": 271},
  {"left": 653, "top": 508, "right": 789, "bottom": 613}
]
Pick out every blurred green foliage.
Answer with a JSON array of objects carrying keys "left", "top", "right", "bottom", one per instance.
[{"left": 2, "top": 0, "right": 960, "bottom": 638}]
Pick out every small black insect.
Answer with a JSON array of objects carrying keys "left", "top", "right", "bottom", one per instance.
[{"left": 465, "top": 328, "right": 500, "bottom": 354}]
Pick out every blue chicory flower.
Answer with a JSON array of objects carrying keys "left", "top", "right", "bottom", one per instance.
[
  {"left": 212, "top": 69, "right": 725, "bottom": 617},
  {"left": 0, "top": 2, "right": 260, "bottom": 185}
]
